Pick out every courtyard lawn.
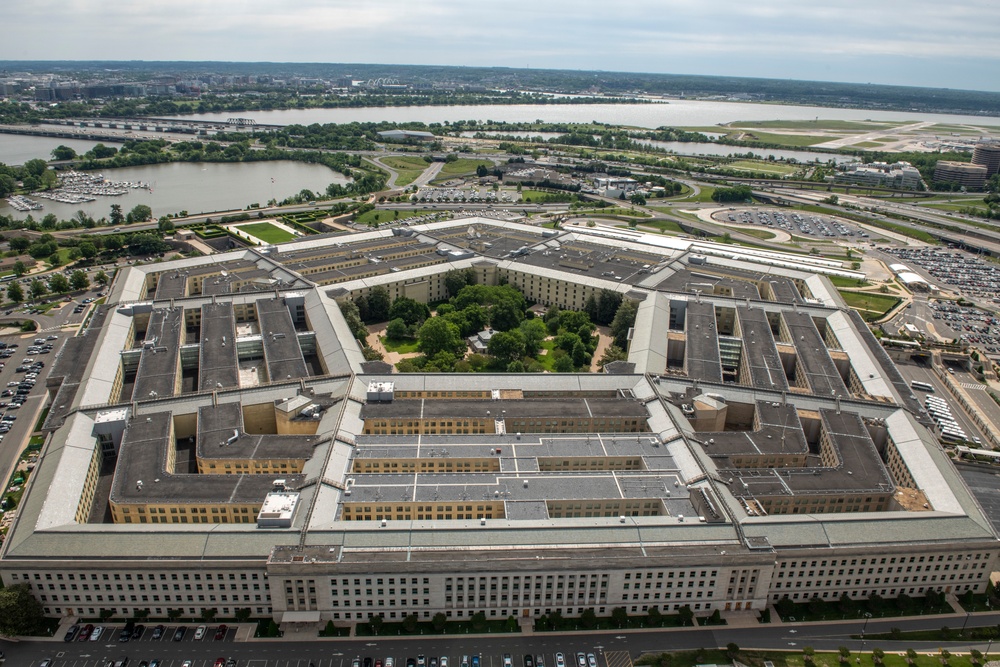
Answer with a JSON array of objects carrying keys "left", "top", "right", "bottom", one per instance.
[
  {"left": 237, "top": 222, "right": 296, "bottom": 244},
  {"left": 381, "top": 336, "right": 420, "bottom": 354}
]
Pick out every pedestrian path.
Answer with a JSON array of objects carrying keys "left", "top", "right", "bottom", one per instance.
[{"left": 958, "top": 382, "right": 987, "bottom": 391}]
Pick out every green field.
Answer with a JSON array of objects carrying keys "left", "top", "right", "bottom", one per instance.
[
  {"left": 380, "top": 156, "right": 431, "bottom": 187},
  {"left": 236, "top": 222, "right": 296, "bottom": 244},
  {"left": 726, "top": 119, "right": 908, "bottom": 131},
  {"left": 736, "top": 227, "right": 778, "bottom": 240},
  {"left": 634, "top": 219, "right": 685, "bottom": 234},
  {"left": 727, "top": 160, "right": 799, "bottom": 175},
  {"left": 828, "top": 275, "right": 869, "bottom": 288},
  {"left": 727, "top": 130, "right": 832, "bottom": 146},
  {"left": 838, "top": 290, "right": 900, "bottom": 319},
  {"left": 434, "top": 158, "right": 495, "bottom": 182},
  {"left": 852, "top": 141, "right": 883, "bottom": 148}
]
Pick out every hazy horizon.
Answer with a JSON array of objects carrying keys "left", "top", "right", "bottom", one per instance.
[{"left": 2, "top": 0, "right": 998, "bottom": 93}]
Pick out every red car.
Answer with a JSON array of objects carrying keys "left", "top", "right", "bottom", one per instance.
[
  {"left": 214, "top": 624, "right": 228, "bottom": 640},
  {"left": 215, "top": 659, "right": 226, "bottom": 667},
  {"left": 78, "top": 623, "right": 94, "bottom": 642}
]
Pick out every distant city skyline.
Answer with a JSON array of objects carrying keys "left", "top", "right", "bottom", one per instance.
[{"left": 3, "top": 0, "right": 999, "bottom": 93}]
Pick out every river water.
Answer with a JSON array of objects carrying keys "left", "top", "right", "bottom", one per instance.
[
  {"left": 0, "top": 160, "right": 350, "bottom": 221},
  {"left": 0, "top": 135, "right": 101, "bottom": 166},
  {"left": 167, "top": 100, "right": 1000, "bottom": 129}
]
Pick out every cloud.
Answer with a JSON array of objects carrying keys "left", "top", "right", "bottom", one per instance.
[{"left": 2, "top": 0, "right": 999, "bottom": 90}]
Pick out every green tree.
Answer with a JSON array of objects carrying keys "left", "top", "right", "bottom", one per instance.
[
  {"left": 417, "top": 317, "right": 464, "bottom": 357},
  {"left": 370, "top": 614, "right": 384, "bottom": 635},
  {"left": 0, "top": 583, "right": 46, "bottom": 636},
  {"left": 470, "top": 611, "right": 487, "bottom": 631},
  {"left": 367, "top": 286, "right": 391, "bottom": 322},
  {"left": 167, "top": 608, "right": 183, "bottom": 622},
  {"left": 234, "top": 608, "right": 252, "bottom": 623},
  {"left": 580, "top": 608, "right": 598, "bottom": 629},
  {"left": 803, "top": 647, "right": 816, "bottom": 666},
  {"left": 726, "top": 643, "right": 740, "bottom": 659},
  {"left": 554, "top": 354, "right": 575, "bottom": 373},
  {"left": 11, "top": 261, "right": 26, "bottom": 277},
  {"left": 906, "top": 649, "right": 918, "bottom": 665},
  {"left": 94, "top": 270, "right": 109, "bottom": 286},
  {"left": 9, "top": 237, "right": 31, "bottom": 253},
  {"left": 7, "top": 282, "right": 24, "bottom": 303},
  {"left": 432, "top": 612, "right": 448, "bottom": 632},
  {"left": 389, "top": 296, "right": 430, "bottom": 327},
  {"left": 610, "top": 299, "right": 638, "bottom": 349},
  {"left": 322, "top": 620, "right": 336, "bottom": 636},
  {"left": 110, "top": 204, "right": 125, "bottom": 227},
  {"left": 402, "top": 614, "right": 419, "bottom": 633},
  {"left": 158, "top": 216, "right": 175, "bottom": 232},
  {"left": 52, "top": 144, "right": 77, "bottom": 160},
  {"left": 677, "top": 605, "right": 694, "bottom": 626},
  {"left": 129, "top": 204, "right": 153, "bottom": 223},
  {"left": 48, "top": 273, "right": 70, "bottom": 294},
  {"left": 29, "top": 279, "right": 47, "bottom": 299},
  {"left": 386, "top": 318, "right": 411, "bottom": 340},
  {"left": 647, "top": 605, "right": 662, "bottom": 627},
  {"left": 873, "top": 648, "right": 885, "bottom": 666},
  {"left": 488, "top": 329, "right": 526, "bottom": 365},
  {"left": 630, "top": 193, "right": 647, "bottom": 206},
  {"left": 611, "top": 606, "right": 629, "bottom": 628},
  {"left": 200, "top": 608, "right": 217, "bottom": 623},
  {"left": 519, "top": 318, "right": 548, "bottom": 357},
  {"left": 838, "top": 647, "right": 851, "bottom": 663}
]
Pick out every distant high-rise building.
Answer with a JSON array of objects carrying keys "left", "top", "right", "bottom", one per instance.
[{"left": 972, "top": 141, "right": 1000, "bottom": 176}]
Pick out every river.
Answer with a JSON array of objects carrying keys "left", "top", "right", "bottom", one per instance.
[
  {"left": 165, "top": 100, "right": 1000, "bottom": 129},
  {"left": 0, "top": 160, "right": 350, "bottom": 221},
  {"left": 0, "top": 135, "right": 101, "bottom": 166}
]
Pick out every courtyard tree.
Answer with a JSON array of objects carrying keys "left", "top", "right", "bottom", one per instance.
[
  {"left": 488, "top": 329, "right": 526, "bottom": 366},
  {"left": 48, "top": 272, "right": 70, "bottom": 293},
  {"left": 6, "top": 281, "right": 23, "bottom": 303},
  {"left": 417, "top": 317, "right": 464, "bottom": 357}
]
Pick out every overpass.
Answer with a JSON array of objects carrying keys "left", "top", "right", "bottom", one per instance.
[{"left": 41, "top": 116, "right": 283, "bottom": 136}]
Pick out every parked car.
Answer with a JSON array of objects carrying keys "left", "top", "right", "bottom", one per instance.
[
  {"left": 151, "top": 625, "right": 165, "bottom": 640},
  {"left": 79, "top": 623, "right": 94, "bottom": 641},
  {"left": 64, "top": 624, "right": 80, "bottom": 642},
  {"left": 194, "top": 625, "right": 207, "bottom": 640},
  {"left": 90, "top": 625, "right": 104, "bottom": 641},
  {"left": 173, "top": 625, "right": 187, "bottom": 641},
  {"left": 214, "top": 624, "right": 227, "bottom": 640}
]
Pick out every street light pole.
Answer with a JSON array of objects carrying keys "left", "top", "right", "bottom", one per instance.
[{"left": 857, "top": 612, "right": 873, "bottom": 664}]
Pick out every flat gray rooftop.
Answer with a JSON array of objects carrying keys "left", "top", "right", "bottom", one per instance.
[
  {"left": 196, "top": 402, "right": 320, "bottom": 462},
  {"left": 199, "top": 302, "right": 240, "bottom": 391},
  {"left": 132, "top": 307, "right": 183, "bottom": 401},
  {"left": 360, "top": 397, "right": 650, "bottom": 422},
  {"left": 685, "top": 300, "right": 723, "bottom": 382},
  {"left": 738, "top": 306, "right": 789, "bottom": 391},
  {"left": 256, "top": 297, "right": 308, "bottom": 382},
  {"left": 783, "top": 310, "right": 850, "bottom": 398},
  {"left": 110, "top": 411, "right": 305, "bottom": 505}
]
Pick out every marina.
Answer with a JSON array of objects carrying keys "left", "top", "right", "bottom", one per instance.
[
  {"left": 31, "top": 171, "right": 151, "bottom": 207},
  {"left": 4, "top": 195, "right": 43, "bottom": 212}
]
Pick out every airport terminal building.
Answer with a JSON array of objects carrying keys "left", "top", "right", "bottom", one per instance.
[{"left": 2, "top": 218, "right": 996, "bottom": 626}]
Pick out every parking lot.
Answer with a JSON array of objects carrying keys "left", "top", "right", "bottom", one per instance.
[
  {"left": 928, "top": 300, "right": 1000, "bottom": 356},
  {"left": 883, "top": 247, "right": 1000, "bottom": 303},
  {"left": 711, "top": 207, "right": 872, "bottom": 239},
  {"left": 24, "top": 648, "right": 617, "bottom": 667}
]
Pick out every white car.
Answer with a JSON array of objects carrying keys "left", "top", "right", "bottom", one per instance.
[
  {"left": 194, "top": 625, "right": 207, "bottom": 640},
  {"left": 556, "top": 654, "right": 565, "bottom": 667}
]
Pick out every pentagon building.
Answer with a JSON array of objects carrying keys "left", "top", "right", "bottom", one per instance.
[{"left": 2, "top": 218, "right": 995, "bottom": 626}]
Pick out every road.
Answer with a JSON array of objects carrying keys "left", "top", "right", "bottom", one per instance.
[
  {"left": 11, "top": 611, "right": 1000, "bottom": 667},
  {"left": 892, "top": 359, "right": 989, "bottom": 444}
]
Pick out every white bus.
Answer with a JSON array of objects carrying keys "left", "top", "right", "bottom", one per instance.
[{"left": 911, "top": 380, "right": 935, "bottom": 392}]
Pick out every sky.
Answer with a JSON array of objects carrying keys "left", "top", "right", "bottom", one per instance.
[{"left": 3, "top": 0, "right": 1000, "bottom": 92}]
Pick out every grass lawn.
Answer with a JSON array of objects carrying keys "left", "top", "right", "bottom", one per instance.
[
  {"left": 828, "top": 275, "right": 870, "bottom": 288},
  {"left": 536, "top": 339, "right": 560, "bottom": 371},
  {"left": 727, "top": 119, "right": 907, "bottom": 131},
  {"left": 355, "top": 209, "right": 428, "bottom": 225},
  {"left": 575, "top": 207, "right": 651, "bottom": 218},
  {"left": 730, "top": 130, "right": 832, "bottom": 146},
  {"left": 920, "top": 202, "right": 990, "bottom": 214},
  {"left": 435, "top": 158, "right": 495, "bottom": 181},
  {"left": 839, "top": 290, "right": 900, "bottom": 319},
  {"left": 727, "top": 160, "right": 799, "bottom": 176},
  {"left": 381, "top": 336, "right": 420, "bottom": 354},
  {"left": 636, "top": 219, "right": 685, "bottom": 234},
  {"left": 853, "top": 141, "right": 884, "bottom": 148},
  {"left": 236, "top": 222, "right": 296, "bottom": 244},
  {"left": 520, "top": 189, "right": 577, "bottom": 203},
  {"left": 380, "top": 156, "right": 431, "bottom": 187},
  {"left": 736, "top": 227, "right": 778, "bottom": 240}
]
